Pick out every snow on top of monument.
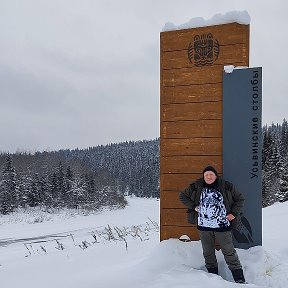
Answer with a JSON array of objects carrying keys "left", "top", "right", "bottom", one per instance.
[{"left": 162, "top": 11, "right": 250, "bottom": 32}]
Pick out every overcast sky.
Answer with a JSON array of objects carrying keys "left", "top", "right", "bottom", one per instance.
[{"left": 0, "top": 0, "right": 287, "bottom": 153}]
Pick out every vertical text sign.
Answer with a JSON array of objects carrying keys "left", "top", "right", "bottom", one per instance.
[{"left": 223, "top": 67, "right": 262, "bottom": 249}]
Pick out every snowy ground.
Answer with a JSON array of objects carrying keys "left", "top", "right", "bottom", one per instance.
[{"left": 0, "top": 197, "right": 287, "bottom": 288}]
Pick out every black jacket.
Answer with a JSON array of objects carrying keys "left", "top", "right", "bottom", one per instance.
[{"left": 179, "top": 177, "right": 245, "bottom": 225}]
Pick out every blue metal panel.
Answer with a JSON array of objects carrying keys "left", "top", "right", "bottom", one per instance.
[{"left": 223, "top": 67, "right": 262, "bottom": 249}]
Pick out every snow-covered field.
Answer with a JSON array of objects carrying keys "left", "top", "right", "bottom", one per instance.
[{"left": 0, "top": 197, "right": 287, "bottom": 288}]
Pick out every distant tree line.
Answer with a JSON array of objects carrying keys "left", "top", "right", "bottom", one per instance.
[
  {"left": 0, "top": 155, "right": 127, "bottom": 215},
  {"left": 63, "top": 139, "right": 160, "bottom": 198},
  {"left": 0, "top": 121, "right": 287, "bottom": 215},
  {"left": 0, "top": 139, "right": 159, "bottom": 215}
]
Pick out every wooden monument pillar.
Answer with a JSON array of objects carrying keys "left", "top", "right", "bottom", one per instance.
[{"left": 160, "top": 23, "right": 250, "bottom": 241}]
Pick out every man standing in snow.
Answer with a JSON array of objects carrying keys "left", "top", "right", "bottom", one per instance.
[{"left": 179, "top": 166, "right": 246, "bottom": 284}]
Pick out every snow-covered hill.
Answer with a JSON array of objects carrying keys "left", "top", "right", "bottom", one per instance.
[{"left": 0, "top": 197, "right": 287, "bottom": 288}]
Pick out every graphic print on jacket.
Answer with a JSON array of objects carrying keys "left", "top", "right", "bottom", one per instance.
[{"left": 198, "top": 187, "right": 230, "bottom": 229}]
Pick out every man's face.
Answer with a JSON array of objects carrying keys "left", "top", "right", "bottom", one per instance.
[{"left": 204, "top": 171, "right": 217, "bottom": 184}]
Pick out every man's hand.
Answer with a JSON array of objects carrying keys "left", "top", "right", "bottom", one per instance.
[{"left": 226, "top": 213, "right": 235, "bottom": 221}]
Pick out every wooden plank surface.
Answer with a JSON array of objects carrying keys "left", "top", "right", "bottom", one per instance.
[
  {"left": 161, "top": 83, "right": 222, "bottom": 104},
  {"left": 161, "top": 155, "right": 222, "bottom": 174},
  {"left": 161, "top": 23, "right": 249, "bottom": 52},
  {"left": 161, "top": 43, "right": 248, "bottom": 69},
  {"left": 161, "top": 102, "right": 222, "bottom": 122},
  {"left": 161, "top": 138, "right": 222, "bottom": 156},
  {"left": 161, "top": 191, "right": 191, "bottom": 208},
  {"left": 161, "top": 208, "right": 189, "bottom": 226},
  {"left": 162, "top": 65, "right": 223, "bottom": 87},
  {"left": 160, "top": 23, "right": 249, "bottom": 242},
  {"left": 160, "top": 225, "right": 200, "bottom": 241},
  {"left": 161, "top": 120, "right": 222, "bottom": 138},
  {"left": 160, "top": 173, "right": 201, "bottom": 191}
]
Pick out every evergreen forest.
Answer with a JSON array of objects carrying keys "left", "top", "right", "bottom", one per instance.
[
  {"left": 0, "top": 139, "right": 159, "bottom": 214},
  {"left": 0, "top": 119, "right": 288, "bottom": 215}
]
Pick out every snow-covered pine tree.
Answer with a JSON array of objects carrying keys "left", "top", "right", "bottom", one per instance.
[
  {"left": 49, "top": 172, "right": 59, "bottom": 208},
  {"left": 262, "top": 128, "right": 275, "bottom": 206},
  {"left": 17, "top": 174, "right": 30, "bottom": 208},
  {"left": 56, "top": 162, "right": 65, "bottom": 207},
  {"left": 63, "top": 166, "right": 74, "bottom": 207},
  {"left": 280, "top": 119, "right": 288, "bottom": 158},
  {"left": 262, "top": 126, "right": 273, "bottom": 169},
  {"left": 0, "top": 155, "right": 18, "bottom": 214},
  {"left": 26, "top": 173, "right": 42, "bottom": 207},
  {"left": 279, "top": 159, "right": 288, "bottom": 202}
]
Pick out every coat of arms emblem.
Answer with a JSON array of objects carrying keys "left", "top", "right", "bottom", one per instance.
[{"left": 188, "top": 33, "right": 220, "bottom": 66}]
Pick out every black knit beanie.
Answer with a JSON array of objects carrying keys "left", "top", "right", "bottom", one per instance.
[{"left": 202, "top": 166, "right": 218, "bottom": 177}]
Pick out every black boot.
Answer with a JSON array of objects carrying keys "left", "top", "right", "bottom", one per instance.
[
  {"left": 231, "top": 268, "right": 246, "bottom": 283},
  {"left": 207, "top": 267, "right": 218, "bottom": 275}
]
